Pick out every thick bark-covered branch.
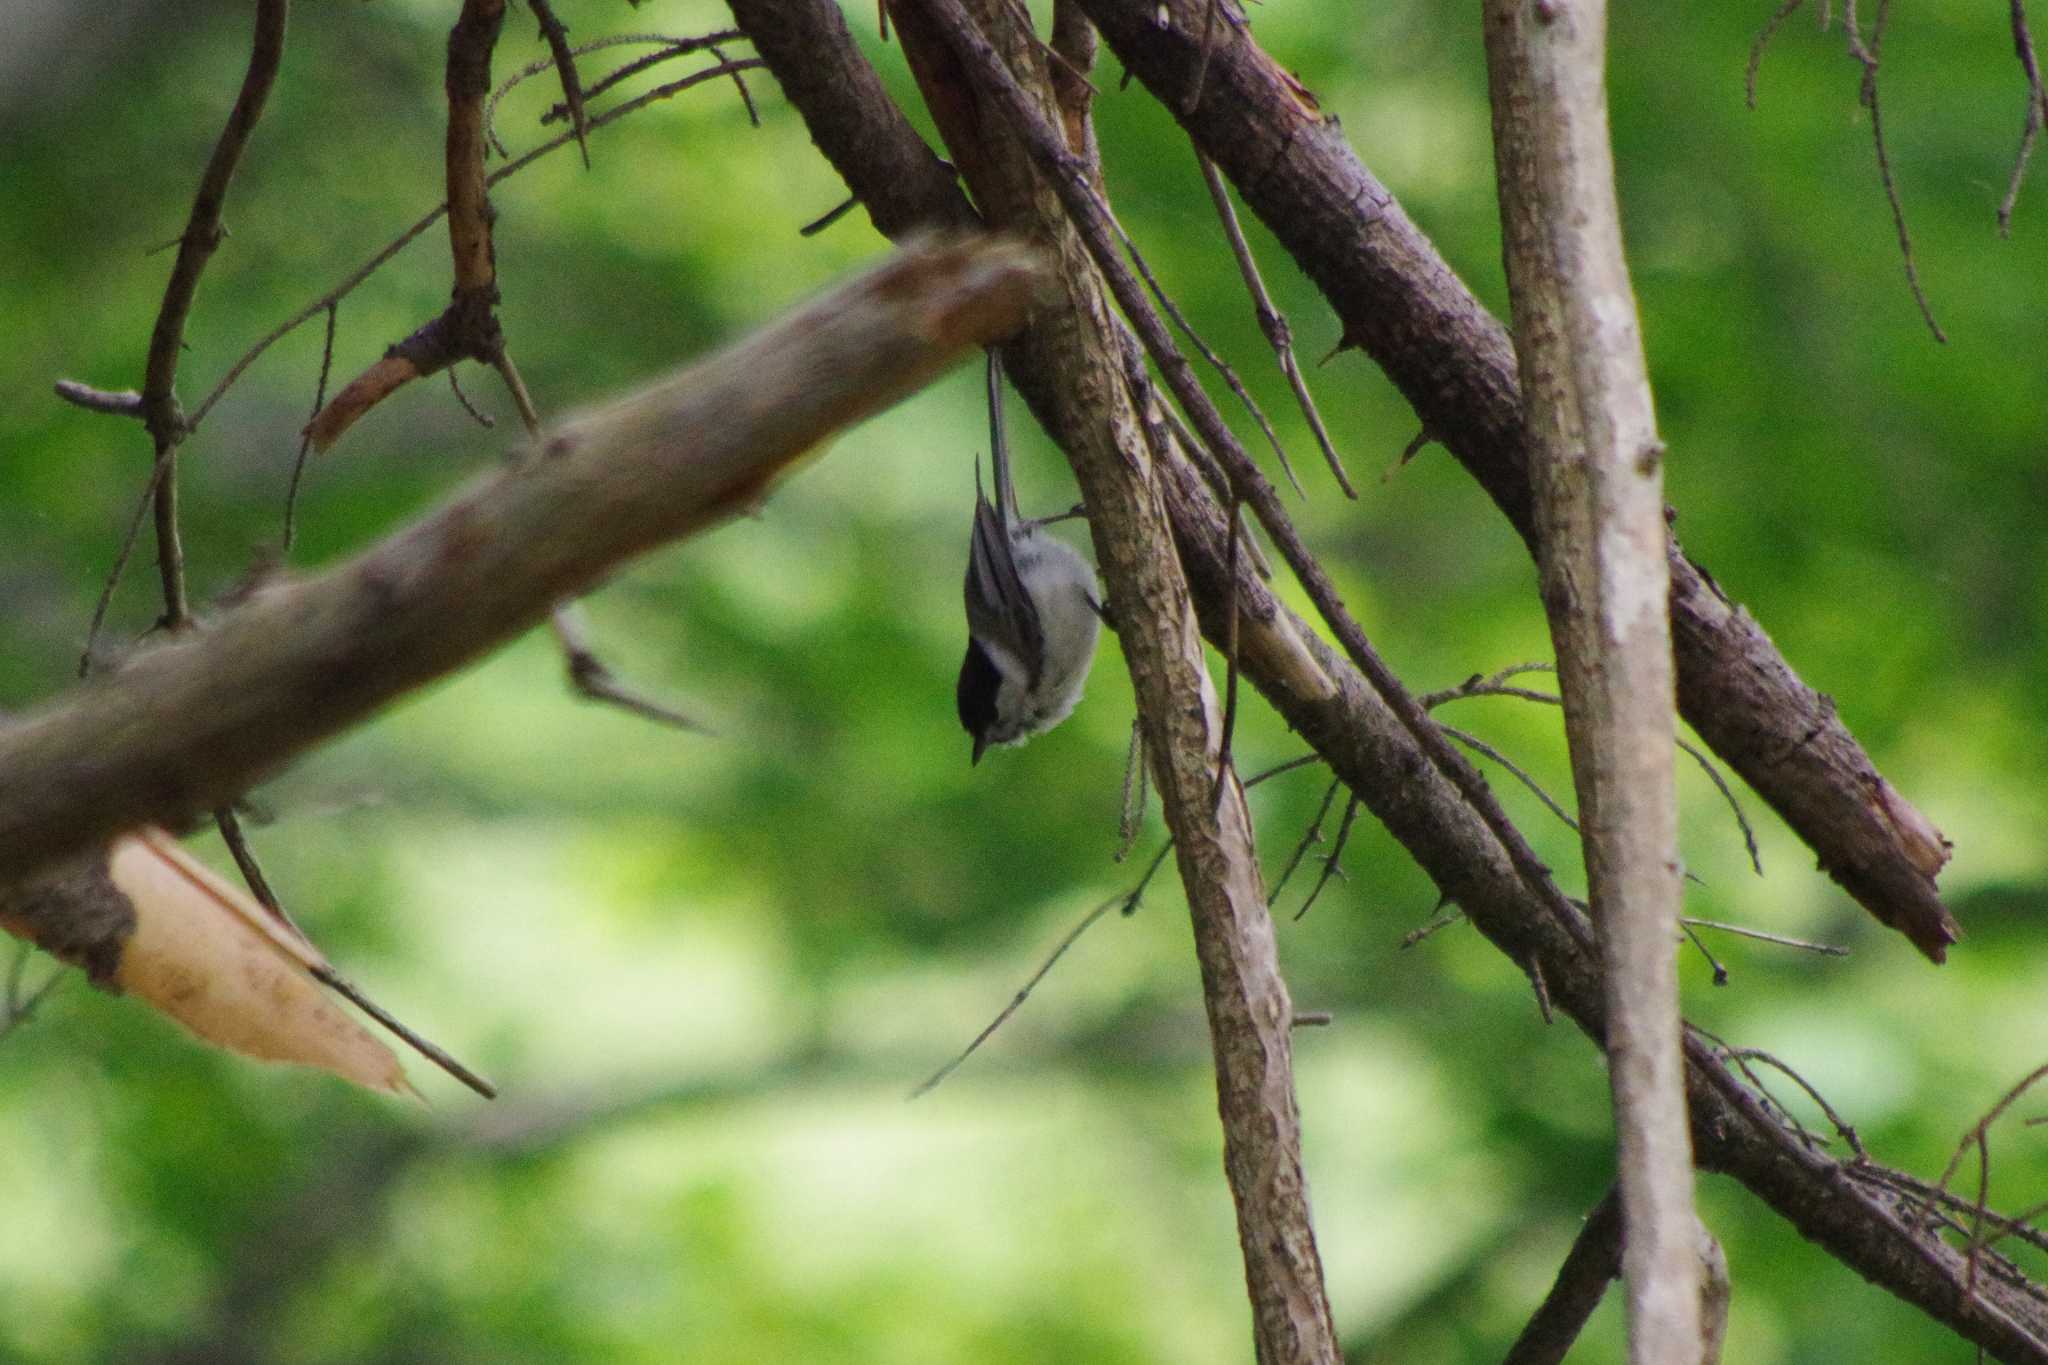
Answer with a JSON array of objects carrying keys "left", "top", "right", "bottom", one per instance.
[
  {"left": 885, "top": 1, "right": 1340, "bottom": 1355},
  {"left": 1484, "top": 2, "right": 1697, "bottom": 1357},
  {"left": 0, "top": 236, "right": 1039, "bottom": 886},
  {"left": 1076, "top": 0, "right": 1958, "bottom": 962}
]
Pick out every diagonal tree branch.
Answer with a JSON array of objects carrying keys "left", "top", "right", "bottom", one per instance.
[
  {"left": 885, "top": 0, "right": 1340, "bottom": 1353},
  {"left": 0, "top": 236, "right": 1040, "bottom": 888},
  {"left": 1075, "top": 0, "right": 1958, "bottom": 963}
]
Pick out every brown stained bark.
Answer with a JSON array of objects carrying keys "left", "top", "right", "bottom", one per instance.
[
  {"left": 1074, "top": 0, "right": 1959, "bottom": 963},
  {"left": 1484, "top": 2, "right": 1697, "bottom": 1357},
  {"left": 446, "top": 0, "right": 506, "bottom": 297},
  {"left": 0, "top": 237, "right": 1041, "bottom": 887},
  {"left": 709, "top": 6, "right": 2048, "bottom": 1355},
  {"left": 305, "top": 0, "right": 511, "bottom": 454},
  {"left": 887, "top": 3, "right": 1339, "bottom": 1357}
]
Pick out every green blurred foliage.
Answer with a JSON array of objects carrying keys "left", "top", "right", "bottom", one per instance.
[{"left": 1, "top": 1, "right": 2045, "bottom": 1360}]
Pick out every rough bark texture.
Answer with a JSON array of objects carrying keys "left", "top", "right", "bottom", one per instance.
[
  {"left": 0, "top": 236, "right": 1040, "bottom": 885},
  {"left": 715, "top": 6, "right": 2048, "bottom": 1358},
  {"left": 1074, "top": 0, "right": 1958, "bottom": 962},
  {"left": 1485, "top": 0, "right": 1697, "bottom": 1356},
  {"left": 886, "top": 1, "right": 1341, "bottom": 1356}
]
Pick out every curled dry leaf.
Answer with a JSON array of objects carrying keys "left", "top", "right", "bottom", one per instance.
[{"left": 0, "top": 829, "right": 410, "bottom": 1097}]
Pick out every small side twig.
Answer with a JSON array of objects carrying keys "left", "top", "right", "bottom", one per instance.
[
  {"left": 800, "top": 196, "right": 859, "bottom": 236},
  {"left": 80, "top": 449, "right": 177, "bottom": 677},
  {"left": 282, "top": 301, "right": 339, "bottom": 555},
  {"left": 1116, "top": 715, "right": 1149, "bottom": 861},
  {"left": 1843, "top": 0, "right": 1947, "bottom": 341},
  {"left": 2000, "top": 0, "right": 2048, "bottom": 233},
  {"left": 1441, "top": 724, "right": 1579, "bottom": 836},
  {"left": 909, "top": 841, "right": 1173, "bottom": 1099},
  {"left": 1267, "top": 776, "right": 1341, "bottom": 908},
  {"left": 1747, "top": 0, "right": 1809, "bottom": 108},
  {"left": 1680, "top": 917, "right": 1846, "bottom": 958},
  {"left": 53, "top": 381, "right": 146, "bottom": 418},
  {"left": 1104, "top": 211, "right": 1304, "bottom": 497},
  {"left": 527, "top": 0, "right": 592, "bottom": 167},
  {"left": 1196, "top": 152, "right": 1355, "bottom": 497},
  {"left": 549, "top": 604, "right": 707, "bottom": 732},
  {"left": 921, "top": 754, "right": 1320, "bottom": 1096},
  {"left": 1293, "top": 794, "right": 1360, "bottom": 921}
]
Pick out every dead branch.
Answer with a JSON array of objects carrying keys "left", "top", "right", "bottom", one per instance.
[
  {"left": 1503, "top": 1188, "right": 1623, "bottom": 1365},
  {"left": 1195, "top": 153, "right": 1354, "bottom": 496},
  {"left": 0, "top": 235, "right": 1041, "bottom": 888},
  {"left": 1484, "top": 1, "right": 1698, "bottom": 1355},
  {"left": 137, "top": 0, "right": 289, "bottom": 628},
  {"left": 1077, "top": 0, "right": 1960, "bottom": 963},
  {"left": 887, "top": 1, "right": 1340, "bottom": 1353},
  {"left": 719, "top": 7, "right": 2048, "bottom": 1356}
]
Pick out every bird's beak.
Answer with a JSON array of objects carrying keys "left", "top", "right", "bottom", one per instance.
[{"left": 971, "top": 735, "right": 987, "bottom": 766}]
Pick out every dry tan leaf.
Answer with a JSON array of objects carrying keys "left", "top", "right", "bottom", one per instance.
[{"left": 103, "top": 829, "right": 412, "bottom": 1096}]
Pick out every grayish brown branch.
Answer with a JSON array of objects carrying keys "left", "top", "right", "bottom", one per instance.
[
  {"left": 1483, "top": 1, "right": 1698, "bottom": 1357},
  {"left": 0, "top": 236, "right": 1041, "bottom": 887}
]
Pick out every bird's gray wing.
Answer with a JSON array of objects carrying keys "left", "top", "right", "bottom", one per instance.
[{"left": 964, "top": 490, "right": 1045, "bottom": 687}]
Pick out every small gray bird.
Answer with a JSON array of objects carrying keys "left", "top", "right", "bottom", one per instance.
[{"left": 955, "top": 353, "right": 1101, "bottom": 764}]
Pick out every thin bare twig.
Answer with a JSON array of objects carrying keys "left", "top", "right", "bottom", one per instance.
[
  {"left": 1195, "top": 152, "right": 1354, "bottom": 497},
  {"left": 189, "top": 53, "right": 763, "bottom": 436},
  {"left": 1400, "top": 906, "right": 1465, "bottom": 948},
  {"left": 1680, "top": 917, "right": 1846, "bottom": 957},
  {"left": 79, "top": 451, "right": 176, "bottom": 677},
  {"left": 1681, "top": 921, "right": 1731, "bottom": 988},
  {"left": 549, "top": 604, "right": 708, "bottom": 731},
  {"left": 527, "top": 0, "right": 592, "bottom": 167},
  {"left": 2001, "top": 0, "right": 2048, "bottom": 233},
  {"left": 1720, "top": 1045, "right": 1867, "bottom": 1158},
  {"left": 282, "top": 302, "right": 339, "bottom": 555},
  {"left": 800, "top": 196, "right": 859, "bottom": 235},
  {"left": 1842, "top": 0, "right": 1948, "bottom": 341},
  {"left": 485, "top": 32, "right": 731, "bottom": 152},
  {"left": 1441, "top": 724, "right": 1579, "bottom": 836},
  {"left": 1267, "top": 776, "right": 1341, "bottom": 907},
  {"left": 1209, "top": 496, "right": 1244, "bottom": 809},
  {"left": 1105, "top": 211, "right": 1304, "bottom": 496},
  {"left": 136, "top": 0, "right": 290, "bottom": 631},
  {"left": 906, "top": 862, "right": 1154, "bottom": 1100},
  {"left": 915, "top": 749, "right": 1322, "bottom": 1098},
  {"left": 310, "top": 963, "right": 497, "bottom": 1099},
  {"left": 1935, "top": 1061, "right": 2048, "bottom": 1212},
  {"left": 1747, "top": 0, "right": 1809, "bottom": 108},
  {"left": 1293, "top": 794, "right": 1360, "bottom": 921},
  {"left": 1116, "top": 716, "right": 1148, "bottom": 861},
  {"left": 447, "top": 365, "right": 496, "bottom": 431}
]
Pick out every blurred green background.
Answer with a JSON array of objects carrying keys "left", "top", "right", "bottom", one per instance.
[{"left": 2, "top": 1, "right": 2045, "bottom": 1360}]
